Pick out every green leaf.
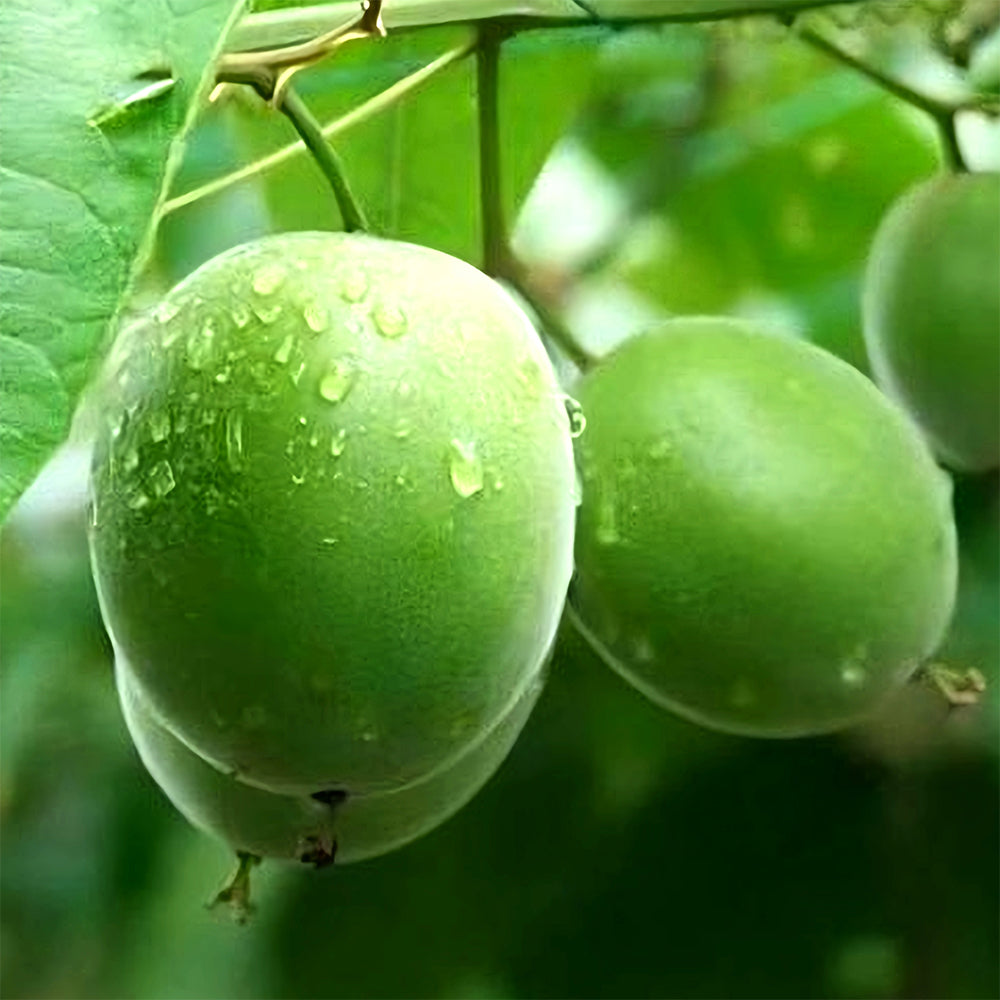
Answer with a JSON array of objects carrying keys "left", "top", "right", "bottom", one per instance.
[
  {"left": 0, "top": 0, "right": 245, "bottom": 521},
  {"left": 0, "top": 336, "right": 70, "bottom": 515}
]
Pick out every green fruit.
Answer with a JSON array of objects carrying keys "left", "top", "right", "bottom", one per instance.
[
  {"left": 116, "top": 659, "right": 542, "bottom": 864},
  {"left": 863, "top": 172, "right": 1000, "bottom": 472},
  {"left": 570, "top": 318, "right": 958, "bottom": 737},
  {"left": 89, "top": 232, "right": 575, "bottom": 795}
]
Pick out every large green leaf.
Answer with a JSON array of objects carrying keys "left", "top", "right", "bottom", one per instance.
[{"left": 0, "top": 0, "right": 245, "bottom": 521}]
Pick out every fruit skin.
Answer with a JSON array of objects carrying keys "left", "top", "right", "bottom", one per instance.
[
  {"left": 115, "top": 658, "right": 542, "bottom": 864},
  {"left": 863, "top": 172, "right": 1000, "bottom": 472},
  {"left": 571, "top": 317, "right": 958, "bottom": 737},
  {"left": 89, "top": 232, "right": 575, "bottom": 795}
]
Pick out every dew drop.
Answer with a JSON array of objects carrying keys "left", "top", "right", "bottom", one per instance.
[
  {"left": 596, "top": 497, "right": 619, "bottom": 545},
  {"left": 493, "top": 478, "right": 504, "bottom": 492},
  {"left": 319, "top": 361, "right": 355, "bottom": 404},
  {"left": 253, "top": 263, "right": 286, "bottom": 296},
  {"left": 148, "top": 459, "right": 176, "bottom": 499},
  {"left": 340, "top": 268, "right": 369, "bottom": 303},
  {"left": 174, "top": 411, "right": 188, "bottom": 434},
  {"left": 149, "top": 410, "right": 170, "bottom": 443},
  {"left": 154, "top": 300, "right": 181, "bottom": 326},
  {"left": 291, "top": 361, "right": 307, "bottom": 386},
  {"left": 393, "top": 418, "right": 412, "bottom": 439},
  {"left": 273, "top": 334, "right": 295, "bottom": 365},
  {"left": 330, "top": 428, "right": 347, "bottom": 457},
  {"left": 252, "top": 301, "right": 283, "bottom": 325},
  {"left": 395, "top": 469, "right": 407, "bottom": 487},
  {"left": 841, "top": 664, "right": 867, "bottom": 687},
  {"left": 231, "top": 301, "right": 251, "bottom": 328},
  {"left": 448, "top": 439, "right": 484, "bottom": 498},
  {"left": 298, "top": 415, "right": 308, "bottom": 426},
  {"left": 303, "top": 301, "right": 329, "bottom": 333},
  {"left": 126, "top": 487, "right": 151, "bottom": 511},
  {"left": 225, "top": 411, "right": 244, "bottom": 470},
  {"left": 309, "top": 429, "right": 320, "bottom": 448},
  {"left": 122, "top": 446, "right": 140, "bottom": 474},
  {"left": 292, "top": 473, "right": 306, "bottom": 486},
  {"left": 186, "top": 321, "right": 215, "bottom": 370},
  {"left": 564, "top": 395, "right": 586, "bottom": 438},
  {"left": 321, "top": 537, "right": 338, "bottom": 546},
  {"left": 372, "top": 302, "right": 407, "bottom": 339},
  {"left": 214, "top": 367, "right": 231, "bottom": 384}
]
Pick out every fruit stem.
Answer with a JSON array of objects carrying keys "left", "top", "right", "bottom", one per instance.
[
  {"left": 208, "top": 851, "right": 262, "bottom": 925},
  {"left": 792, "top": 22, "right": 976, "bottom": 172},
  {"left": 161, "top": 40, "right": 475, "bottom": 218},
  {"left": 919, "top": 662, "right": 987, "bottom": 708},
  {"left": 273, "top": 84, "right": 371, "bottom": 233},
  {"left": 476, "top": 22, "right": 508, "bottom": 278}
]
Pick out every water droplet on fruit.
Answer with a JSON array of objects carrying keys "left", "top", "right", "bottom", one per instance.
[
  {"left": 126, "top": 486, "right": 151, "bottom": 511},
  {"left": 596, "top": 497, "right": 619, "bottom": 545},
  {"left": 321, "top": 537, "right": 337, "bottom": 547},
  {"left": 231, "top": 302, "right": 251, "bottom": 328},
  {"left": 393, "top": 418, "right": 412, "bottom": 439},
  {"left": 252, "top": 301, "right": 283, "bottom": 324},
  {"left": 225, "top": 411, "right": 244, "bottom": 470},
  {"left": 303, "top": 301, "right": 329, "bottom": 333},
  {"left": 214, "top": 367, "right": 231, "bottom": 384},
  {"left": 292, "top": 473, "right": 306, "bottom": 486},
  {"left": 149, "top": 410, "right": 170, "bottom": 443},
  {"left": 340, "top": 268, "right": 368, "bottom": 302},
  {"left": 372, "top": 302, "right": 407, "bottom": 339},
  {"left": 186, "top": 321, "right": 215, "bottom": 370},
  {"left": 330, "top": 428, "right": 347, "bottom": 457},
  {"left": 253, "top": 263, "right": 286, "bottom": 295},
  {"left": 308, "top": 428, "right": 320, "bottom": 448},
  {"left": 563, "top": 396, "right": 586, "bottom": 438},
  {"left": 174, "top": 411, "right": 188, "bottom": 434},
  {"left": 273, "top": 334, "right": 294, "bottom": 365},
  {"left": 841, "top": 664, "right": 867, "bottom": 687},
  {"left": 148, "top": 459, "right": 175, "bottom": 499},
  {"left": 122, "top": 446, "right": 140, "bottom": 473},
  {"left": 493, "top": 478, "right": 504, "bottom": 492},
  {"left": 154, "top": 299, "right": 181, "bottom": 324},
  {"left": 449, "top": 439, "right": 484, "bottom": 498},
  {"left": 291, "top": 361, "right": 306, "bottom": 386},
  {"left": 319, "top": 361, "right": 355, "bottom": 404}
]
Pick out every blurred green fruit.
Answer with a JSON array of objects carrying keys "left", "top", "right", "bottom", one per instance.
[
  {"left": 863, "top": 172, "right": 1000, "bottom": 471},
  {"left": 570, "top": 318, "right": 958, "bottom": 737},
  {"left": 89, "top": 232, "right": 575, "bottom": 795},
  {"left": 116, "top": 659, "right": 542, "bottom": 864}
]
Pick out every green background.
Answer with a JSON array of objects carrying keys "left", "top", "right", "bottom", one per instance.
[{"left": 2, "top": 9, "right": 998, "bottom": 999}]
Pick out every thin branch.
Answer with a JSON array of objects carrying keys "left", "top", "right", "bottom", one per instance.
[
  {"left": 273, "top": 84, "right": 369, "bottom": 232},
  {"left": 501, "top": 256, "right": 598, "bottom": 371},
  {"left": 793, "top": 23, "right": 959, "bottom": 120},
  {"left": 228, "top": 0, "right": 872, "bottom": 53},
  {"left": 476, "top": 23, "right": 507, "bottom": 277},
  {"left": 160, "top": 41, "right": 475, "bottom": 217},
  {"left": 791, "top": 21, "right": 993, "bottom": 170}
]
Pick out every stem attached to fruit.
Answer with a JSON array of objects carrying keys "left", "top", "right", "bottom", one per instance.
[
  {"left": 208, "top": 851, "right": 262, "bottom": 925},
  {"left": 161, "top": 40, "right": 475, "bottom": 218},
  {"left": 919, "top": 662, "right": 987, "bottom": 709},
  {"left": 271, "top": 84, "right": 371, "bottom": 232}
]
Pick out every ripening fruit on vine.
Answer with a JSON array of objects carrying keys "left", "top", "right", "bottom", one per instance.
[
  {"left": 570, "top": 318, "right": 958, "bottom": 738},
  {"left": 115, "top": 659, "right": 542, "bottom": 865},
  {"left": 863, "top": 172, "right": 1000, "bottom": 472},
  {"left": 88, "top": 232, "right": 576, "bottom": 797}
]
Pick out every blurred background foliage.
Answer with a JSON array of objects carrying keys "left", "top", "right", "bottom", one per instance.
[{"left": 2, "top": 3, "right": 998, "bottom": 997}]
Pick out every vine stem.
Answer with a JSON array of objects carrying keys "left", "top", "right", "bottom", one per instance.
[
  {"left": 161, "top": 41, "right": 474, "bottom": 217},
  {"left": 476, "top": 23, "right": 507, "bottom": 277},
  {"left": 471, "top": 20, "right": 596, "bottom": 369},
  {"left": 270, "top": 84, "right": 369, "bottom": 231},
  {"left": 792, "top": 23, "right": 972, "bottom": 171}
]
